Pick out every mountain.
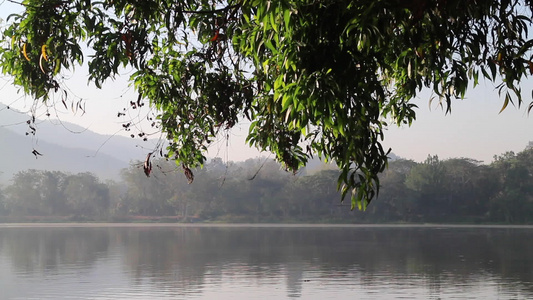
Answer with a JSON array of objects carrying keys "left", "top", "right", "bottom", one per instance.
[
  {"left": 0, "top": 127, "right": 130, "bottom": 183},
  {"left": 0, "top": 103, "right": 155, "bottom": 183},
  {"left": 0, "top": 103, "right": 155, "bottom": 163}
]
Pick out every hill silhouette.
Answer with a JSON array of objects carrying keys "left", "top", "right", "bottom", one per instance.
[{"left": 0, "top": 103, "right": 156, "bottom": 183}]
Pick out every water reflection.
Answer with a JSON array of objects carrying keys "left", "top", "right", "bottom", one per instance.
[
  {"left": 0, "top": 225, "right": 531, "bottom": 299},
  {"left": 0, "top": 227, "right": 110, "bottom": 273}
]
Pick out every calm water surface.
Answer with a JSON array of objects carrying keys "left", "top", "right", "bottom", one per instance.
[{"left": 0, "top": 224, "right": 532, "bottom": 300}]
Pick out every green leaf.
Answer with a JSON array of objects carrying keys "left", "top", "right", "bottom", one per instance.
[
  {"left": 283, "top": 9, "right": 291, "bottom": 29},
  {"left": 264, "top": 39, "right": 278, "bottom": 54}
]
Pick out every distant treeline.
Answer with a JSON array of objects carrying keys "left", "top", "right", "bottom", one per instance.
[{"left": 1, "top": 148, "right": 533, "bottom": 223}]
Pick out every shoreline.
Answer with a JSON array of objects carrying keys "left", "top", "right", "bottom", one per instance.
[{"left": 1, "top": 223, "right": 532, "bottom": 229}]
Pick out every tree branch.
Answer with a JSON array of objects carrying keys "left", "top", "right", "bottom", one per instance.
[
  {"left": 6, "top": 0, "right": 24, "bottom": 6},
  {"left": 182, "top": 4, "right": 240, "bottom": 15}
]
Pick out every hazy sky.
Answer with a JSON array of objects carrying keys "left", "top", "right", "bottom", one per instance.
[
  {"left": 1, "top": 2, "right": 532, "bottom": 164},
  {"left": 383, "top": 82, "right": 533, "bottom": 163}
]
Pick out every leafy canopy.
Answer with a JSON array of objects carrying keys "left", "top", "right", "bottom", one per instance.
[{"left": 1, "top": 0, "right": 533, "bottom": 209}]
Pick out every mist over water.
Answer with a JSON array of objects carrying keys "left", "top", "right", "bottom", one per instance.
[{"left": 0, "top": 224, "right": 532, "bottom": 299}]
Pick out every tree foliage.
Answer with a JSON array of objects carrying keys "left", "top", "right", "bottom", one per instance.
[
  {"left": 2, "top": 169, "right": 109, "bottom": 218},
  {"left": 2, "top": 0, "right": 533, "bottom": 208}
]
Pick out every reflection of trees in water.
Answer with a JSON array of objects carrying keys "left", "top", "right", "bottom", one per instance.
[
  {"left": 0, "top": 228, "right": 110, "bottom": 273},
  {"left": 113, "top": 226, "right": 533, "bottom": 297},
  {"left": 0, "top": 226, "right": 531, "bottom": 297},
  {"left": 116, "top": 228, "right": 208, "bottom": 296},
  {"left": 285, "top": 262, "right": 304, "bottom": 298}
]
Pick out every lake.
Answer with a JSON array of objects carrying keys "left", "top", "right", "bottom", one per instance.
[{"left": 0, "top": 224, "right": 532, "bottom": 299}]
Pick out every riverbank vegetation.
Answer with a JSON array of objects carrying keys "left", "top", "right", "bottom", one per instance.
[{"left": 1, "top": 147, "right": 533, "bottom": 224}]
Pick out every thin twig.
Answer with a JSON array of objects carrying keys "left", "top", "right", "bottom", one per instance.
[{"left": 182, "top": 4, "right": 240, "bottom": 15}]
